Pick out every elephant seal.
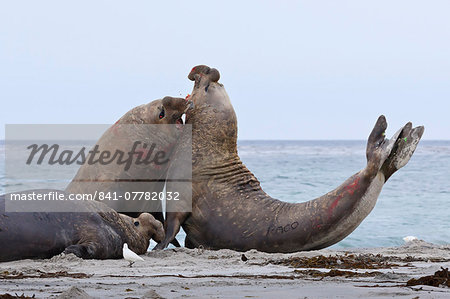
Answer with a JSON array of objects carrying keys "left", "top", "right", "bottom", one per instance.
[
  {"left": 155, "top": 65, "right": 424, "bottom": 252},
  {"left": 66, "top": 96, "right": 191, "bottom": 221},
  {"left": 0, "top": 189, "right": 164, "bottom": 262}
]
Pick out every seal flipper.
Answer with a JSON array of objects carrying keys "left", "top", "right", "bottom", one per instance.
[
  {"left": 366, "top": 115, "right": 388, "bottom": 162},
  {"left": 365, "top": 115, "right": 403, "bottom": 177},
  {"left": 171, "top": 238, "right": 181, "bottom": 247},
  {"left": 148, "top": 211, "right": 180, "bottom": 247},
  {"left": 366, "top": 115, "right": 391, "bottom": 176},
  {"left": 153, "top": 212, "right": 188, "bottom": 250},
  {"left": 64, "top": 243, "right": 98, "bottom": 259},
  {"left": 381, "top": 123, "right": 424, "bottom": 181}
]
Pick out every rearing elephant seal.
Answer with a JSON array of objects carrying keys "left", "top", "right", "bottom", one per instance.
[
  {"left": 155, "top": 65, "right": 424, "bottom": 252},
  {"left": 0, "top": 190, "right": 164, "bottom": 262},
  {"left": 66, "top": 96, "right": 191, "bottom": 221}
]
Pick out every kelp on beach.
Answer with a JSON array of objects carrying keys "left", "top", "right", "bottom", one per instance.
[
  {"left": 267, "top": 253, "right": 450, "bottom": 270},
  {"left": 268, "top": 253, "right": 400, "bottom": 269},
  {"left": 407, "top": 267, "right": 450, "bottom": 288}
]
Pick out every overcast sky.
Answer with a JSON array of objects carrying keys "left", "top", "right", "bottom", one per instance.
[{"left": 1, "top": 0, "right": 449, "bottom": 140}]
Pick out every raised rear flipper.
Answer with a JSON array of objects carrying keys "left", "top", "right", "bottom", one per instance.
[
  {"left": 381, "top": 122, "right": 424, "bottom": 181},
  {"left": 365, "top": 115, "right": 404, "bottom": 177}
]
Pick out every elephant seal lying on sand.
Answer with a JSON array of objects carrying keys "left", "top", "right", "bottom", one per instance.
[
  {"left": 155, "top": 65, "right": 424, "bottom": 252},
  {"left": 0, "top": 190, "right": 164, "bottom": 262},
  {"left": 66, "top": 96, "right": 191, "bottom": 221}
]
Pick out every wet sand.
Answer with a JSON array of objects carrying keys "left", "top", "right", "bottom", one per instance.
[{"left": 0, "top": 240, "right": 449, "bottom": 298}]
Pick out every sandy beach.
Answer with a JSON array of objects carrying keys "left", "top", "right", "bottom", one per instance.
[{"left": 0, "top": 240, "right": 449, "bottom": 298}]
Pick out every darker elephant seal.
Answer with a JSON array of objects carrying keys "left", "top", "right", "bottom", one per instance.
[
  {"left": 0, "top": 189, "right": 164, "bottom": 262},
  {"left": 156, "top": 65, "right": 424, "bottom": 253}
]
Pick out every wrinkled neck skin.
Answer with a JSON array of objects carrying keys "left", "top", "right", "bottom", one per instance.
[
  {"left": 181, "top": 74, "right": 385, "bottom": 253},
  {"left": 187, "top": 83, "right": 239, "bottom": 170}
]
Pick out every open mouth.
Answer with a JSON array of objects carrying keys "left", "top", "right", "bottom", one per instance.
[{"left": 175, "top": 114, "right": 185, "bottom": 129}]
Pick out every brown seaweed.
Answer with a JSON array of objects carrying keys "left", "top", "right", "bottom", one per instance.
[{"left": 406, "top": 267, "right": 449, "bottom": 288}]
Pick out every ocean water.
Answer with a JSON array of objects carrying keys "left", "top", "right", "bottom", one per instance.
[{"left": 1, "top": 140, "right": 449, "bottom": 248}]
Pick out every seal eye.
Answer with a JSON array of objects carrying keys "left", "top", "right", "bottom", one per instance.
[
  {"left": 159, "top": 108, "right": 165, "bottom": 119},
  {"left": 134, "top": 221, "right": 140, "bottom": 227}
]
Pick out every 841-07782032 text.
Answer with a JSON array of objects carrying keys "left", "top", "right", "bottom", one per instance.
[{"left": 97, "top": 191, "right": 180, "bottom": 201}]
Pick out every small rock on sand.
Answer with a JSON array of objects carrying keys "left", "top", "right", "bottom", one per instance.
[
  {"left": 141, "top": 289, "right": 165, "bottom": 299},
  {"left": 56, "top": 286, "right": 93, "bottom": 299}
]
